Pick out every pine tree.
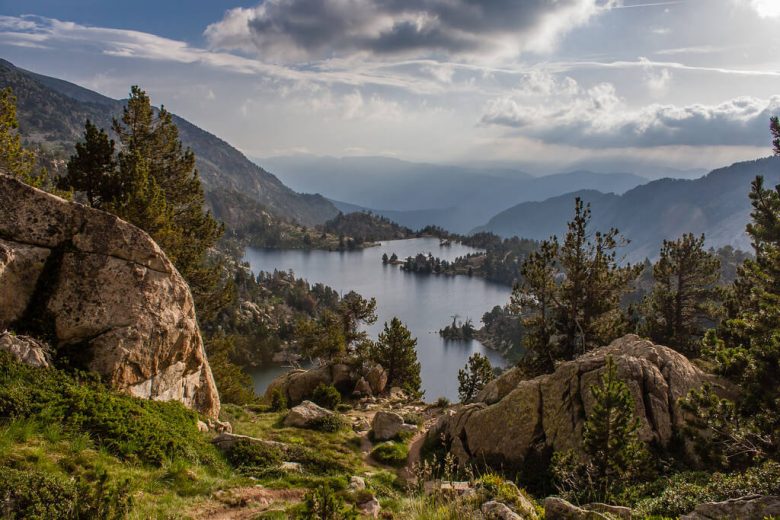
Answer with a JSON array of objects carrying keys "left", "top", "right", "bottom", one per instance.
[
  {"left": 512, "top": 198, "right": 638, "bottom": 375},
  {"left": 583, "top": 357, "right": 647, "bottom": 500},
  {"left": 108, "top": 86, "right": 228, "bottom": 322},
  {"left": 370, "top": 318, "right": 422, "bottom": 396},
  {"left": 512, "top": 239, "right": 559, "bottom": 373},
  {"left": 691, "top": 174, "right": 780, "bottom": 463},
  {"left": 642, "top": 233, "right": 721, "bottom": 355},
  {"left": 58, "top": 119, "right": 118, "bottom": 207},
  {"left": 457, "top": 352, "right": 494, "bottom": 403},
  {"left": 0, "top": 87, "right": 42, "bottom": 187}
]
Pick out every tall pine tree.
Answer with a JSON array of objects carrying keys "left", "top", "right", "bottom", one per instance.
[
  {"left": 457, "top": 352, "right": 494, "bottom": 403},
  {"left": 642, "top": 233, "right": 721, "bottom": 355},
  {"left": 0, "top": 87, "right": 42, "bottom": 187},
  {"left": 369, "top": 318, "right": 422, "bottom": 396}
]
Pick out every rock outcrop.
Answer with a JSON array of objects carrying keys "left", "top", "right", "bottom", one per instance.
[
  {"left": 265, "top": 361, "right": 387, "bottom": 405},
  {"left": 681, "top": 495, "right": 780, "bottom": 520},
  {"left": 371, "top": 410, "right": 417, "bottom": 441},
  {"left": 0, "top": 175, "right": 219, "bottom": 417},
  {"left": 429, "top": 335, "right": 717, "bottom": 469}
]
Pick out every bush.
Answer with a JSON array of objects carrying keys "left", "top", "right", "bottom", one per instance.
[
  {"left": 226, "top": 440, "right": 283, "bottom": 470},
  {"left": 312, "top": 384, "right": 342, "bottom": 410},
  {"left": 371, "top": 442, "right": 409, "bottom": 467},
  {"left": 0, "top": 467, "right": 132, "bottom": 520},
  {"left": 0, "top": 352, "right": 220, "bottom": 467},
  {"left": 627, "top": 461, "right": 780, "bottom": 517},
  {"left": 311, "top": 414, "right": 346, "bottom": 433},
  {"left": 269, "top": 388, "right": 288, "bottom": 412},
  {"left": 402, "top": 412, "right": 423, "bottom": 426},
  {"left": 335, "top": 403, "right": 352, "bottom": 413},
  {"left": 434, "top": 396, "right": 450, "bottom": 408},
  {"left": 298, "top": 484, "right": 356, "bottom": 519}
]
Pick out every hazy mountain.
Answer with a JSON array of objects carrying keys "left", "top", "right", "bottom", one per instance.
[
  {"left": 264, "top": 154, "right": 648, "bottom": 232},
  {"left": 476, "top": 156, "right": 780, "bottom": 260},
  {"left": 0, "top": 59, "right": 339, "bottom": 227}
]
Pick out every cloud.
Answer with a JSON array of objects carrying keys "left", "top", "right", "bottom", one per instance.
[
  {"left": 481, "top": 74, "right": 780, "bottom": 147},
  {"left": 204, "top": 0, "right": 614, "bottom": 63},
  {"left": 744, "top": 0, "right": 780, "bottom": 18}
]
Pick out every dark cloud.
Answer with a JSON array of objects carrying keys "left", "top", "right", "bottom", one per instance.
[{"left": 205, "top": 0, "right": 605, "bottom": 62}]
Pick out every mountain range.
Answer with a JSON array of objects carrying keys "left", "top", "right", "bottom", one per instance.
[
  {"left": 0, "top": 58, "right": 339, "bottom": 227},
  {"left": 262, "top": 154, "right": 648, "bottom": 232},
  {"left": 476, "top": 156, "right": 780, "bottom": 260}
]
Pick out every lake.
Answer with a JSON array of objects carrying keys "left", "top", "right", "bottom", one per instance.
[{"left": 244, "top": 238, "right": 512, "bottom": 401}]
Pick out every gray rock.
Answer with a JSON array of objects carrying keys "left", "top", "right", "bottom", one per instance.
[
  {"left": 481, "top": 501, "right": 523, "bottom": 519},
  {"left": 358, "top": 496, "right": 381, "bottom": 518},
  {"left": 349, "top": 476, "right": 366, "bottom": 491},
  {"left": 0, "top": 332, "right": 50, "bottom": 367},
  {"left": 544, "top": 497, "right": 608, "bottom": 520},
  {"left": 210, "top": 432, "right": 287, "bottom": 452},
  {"left": 681, "top": 495, "right": 780, "bottom": 520},
  {"left": 284, "top": 400, "right": 334, "bottom": 428},
  {"left": 353, "top": 377, "right": 372, "bottom": 397},
  {"left": 371, "top": 410, "right": 405, "bottom": 441}
]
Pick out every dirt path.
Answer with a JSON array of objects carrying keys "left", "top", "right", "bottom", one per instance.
[{"left": 189, "top": 486, "right": 305, "bottom": 520}]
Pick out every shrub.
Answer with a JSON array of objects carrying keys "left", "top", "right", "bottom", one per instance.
[
  {"left": 0, "top": 352, "right": 220, "bottom": 467},
  {"left": 371, "top": 442, "right": 409, "bottom": 467},
  {"left": 335, "top": 403, "right": 352, "bottom": 413},
  {"left": 312, "top": 384, "right": 342, "bottom": 410},
  {"left": 434, "top": 396, "right": 450, "bottom": 408},
  {"left": 0, "top": 467, "right": 132, "bottom": 520},
  {"left": 299, "top": 484, "right": 356, "bottom": 519},
  {"left": 402, "top": 412, "right": 423, "bottom": 426},
  {"left": 226, "top": 440, "right": 283, "bottom": 470},
  {"left": 312, "top": 414, "right": 346, "bottom": 433},
  {"left": 269, "top": 388, "right": 288, "bottom": 412},
  {"left": 627, "top": 461, "right": 780, "bottom": 517}
]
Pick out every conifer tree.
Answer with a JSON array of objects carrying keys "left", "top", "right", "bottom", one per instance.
[
  {"left": 512, "top": 198, "right": 638, "bottom": 375},
  {"left": 690, "top": 173, "right": 780, "bottom": 463},
  {"left": 583, "top": 357, "right": 647, "bottom": 500},
  {"left": 370, "top": 318, "right": 422, "bottom": 396},
  {"left": 512, "top": 239, "right": 559, "bottom": 373},
  {"left": 457, "top": 352, "right": 494, "bottom": 403},
  {"left": 58, "top": 119, "right": 117, "bottom": 207},
  {"left": 642, "top": 233, "right": 721, "bottom": 355},
  {"left": 0, "top": 87, "right": 42, "bottom": 186}
]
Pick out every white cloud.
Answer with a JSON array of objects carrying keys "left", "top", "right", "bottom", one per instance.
[
  {"left": 745, "top": 0, "right": 780, "bottom": 18},
  {"left": 482, "top": 76, "right": 780, "bottom": 148}
]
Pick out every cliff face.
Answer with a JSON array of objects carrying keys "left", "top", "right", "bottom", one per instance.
[
  {"left": 429, "top": 335, "right": 720, "bottom": 470},
  {"left": 0, "top": 175, "right": 220, "bottom": 417}
]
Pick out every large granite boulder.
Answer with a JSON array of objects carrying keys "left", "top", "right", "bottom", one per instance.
[
  {"left": 371, "top": 410, "right": 416, "bottom": 440},
  {"left": 266, "top": 361, "right": 388, "bottom": 405},
  {"left": 0, "top": 175, "right": 219, "bottom": 417},
  {"left": 428, "top": 335, "right": 717, "bottom": 469}
]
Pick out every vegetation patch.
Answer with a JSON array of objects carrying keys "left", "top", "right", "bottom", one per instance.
[{"left": 371, "top": 442, "right": 410, "bottom": 467}]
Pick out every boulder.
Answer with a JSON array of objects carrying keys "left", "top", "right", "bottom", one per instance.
[
  {"left": 544, "top": 497, "right": 608, "bottom": 520},
  {"left": 266, "top": 361, "right": 388, "bottom": 405},
  {"left": 284, "top": 400, "right": 334, "bottom": 428},
  {"left": 349, "top": 476, "right": 366, "bottom": 491},
  {"left": 353, "top": 377, "right": 372, "bottom": 397},
  {"left": 429, "top": 335, "right": 718, "bottom": 468},
  {"left": 0, "top": 332, "right": 50, "bottom": 367},
  {"left": 358, "top": 496, "right": 381, "bottom": 518},
  {"left": 210, "top": 432, "right": 287, "bottom": 452},
  {"left": 481, "top": 501, "right": 523, "bottom": 519},
  {"left": 0, "top": 175, "right": 219, "bottom": 417},
  {"left": 681, "top": 495, "right": 780, "bottom": 520},
  {"left": 366, "top": 363, "right": 388, "bottom": 394},
  {"left": 371, "top": 410, "right": 405, "bottom": 441},
  {"left": 582, "top": 503, "right": 632, "bottom": 520}
]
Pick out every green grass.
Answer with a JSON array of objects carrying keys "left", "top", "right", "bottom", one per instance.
[{"left": 370, "top": 442, "right": 409, "bottom": 467}]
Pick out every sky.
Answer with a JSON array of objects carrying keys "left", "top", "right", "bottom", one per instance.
[{"left": 0, "top": 0, "right": 779, "bottom": 174}]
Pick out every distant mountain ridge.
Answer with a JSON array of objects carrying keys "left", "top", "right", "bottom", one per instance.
[
  {"left": 476, "top": 156, "right": 780, "bottom": 260},
  {"left": 264, "top": 154, "right": 648, "bottom": 232},
  {"left": 0, "top": 58, "right": 339, "bottom": 227}
]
